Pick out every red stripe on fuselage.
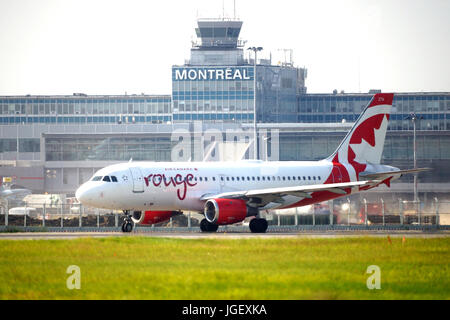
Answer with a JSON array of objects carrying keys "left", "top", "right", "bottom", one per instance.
[
  {"left": 347, "top": 146, "right": 367, "bottom": 180},
  {"left": 283, "top": 188, "right": 352, "bottom": 209},
  {"left": 283, "top": 155, "right": 350, "bottom": 209}
]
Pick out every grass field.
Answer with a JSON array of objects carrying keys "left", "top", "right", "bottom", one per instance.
[{"left": 0, "top": 236, "right": 449, "bottom": 299}]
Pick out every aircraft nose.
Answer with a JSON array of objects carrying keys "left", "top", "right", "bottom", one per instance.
[{"left": 75, "top": 184, "right": 93, "bottom": 205}]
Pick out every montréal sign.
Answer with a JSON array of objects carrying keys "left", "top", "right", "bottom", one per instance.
[{"left": 173, "top": 67, "right": 253, "bottom": 81}]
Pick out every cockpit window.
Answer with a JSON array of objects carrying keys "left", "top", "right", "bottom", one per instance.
[
  {"left": 111, "top": 176, "right": 118, "bottom": 182},
  {"left": 92, "top": 176, "right": 102, "bottom": 181},
  {"left": 103, "top": 176, "right": 111, "bottom": 182}
]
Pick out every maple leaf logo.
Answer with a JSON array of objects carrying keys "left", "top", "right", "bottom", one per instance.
[{"left": 346, "top": 114, "right": 389, "bottom": 179}]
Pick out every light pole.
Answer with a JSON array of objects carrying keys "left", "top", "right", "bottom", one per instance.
[
  {"left": 16, "top": 124, "right": 19, "bottom": 161},
  {"left": 406, "top": 112, "right": 423, "bottom": 202},
  {"left": 248, "top": 46, "right": 263, "bottom": 160},
  {"left": 262, "top": 134, "right": 271, "bottom": 161}
]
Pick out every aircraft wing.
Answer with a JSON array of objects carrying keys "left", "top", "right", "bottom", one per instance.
[
  {"left": 359, "top": 168, "right": 432, "bottom": 181},
  {"left": 200, "top": 180, "right": 374, "bottom": 207},
  {"left": 0, "top": 188, "right": 31, "bottom": 201},
  {"left": 199, "top": 168, "right": 432, "bottom": 209}
]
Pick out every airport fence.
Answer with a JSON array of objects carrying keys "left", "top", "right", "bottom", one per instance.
[
  {"left": 0, "top": 198, "right": 449, "bottom": 230},
  {"left": 0, "top": 203, "right": 126, "bottom": 229},
  {"left": 268, "top": 198, "right": 450, "bottom": 227}
]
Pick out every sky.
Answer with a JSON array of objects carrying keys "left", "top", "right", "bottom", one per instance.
[{"left": 0, "top": 0, "right": 449, "bottom": 96}]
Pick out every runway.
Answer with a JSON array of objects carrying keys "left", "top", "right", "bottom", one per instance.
[{"left": 0, "top": 230, "right": 448, "bottom": 240}]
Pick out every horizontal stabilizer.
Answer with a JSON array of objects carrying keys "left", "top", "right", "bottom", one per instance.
[{"left": 359, "top": 168, "right": 432, "bottom": 180}]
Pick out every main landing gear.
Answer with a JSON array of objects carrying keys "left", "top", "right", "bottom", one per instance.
[
  {"left": 199, "top": 217, "right": 268, "bottom": 233},
  {"left": 249, "top": 218, "right": 268, "bottom": 233},
  {"left": 121, "top": 211, "right": 134, "bottom": 233},
  {"left": 200, "top": 219, "right": 219, "bottom": 232}
]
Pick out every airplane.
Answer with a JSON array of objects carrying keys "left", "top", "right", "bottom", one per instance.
[
  {"left": 0, "top": 185, "right": 32, "bottom": 202},
  {"left": 75, "top": 93, "right": 430, "bottom": 233}
]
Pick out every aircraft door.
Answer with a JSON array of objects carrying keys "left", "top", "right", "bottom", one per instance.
[{"left": 129, "top": 167, "right": 144, "bottom": 193}]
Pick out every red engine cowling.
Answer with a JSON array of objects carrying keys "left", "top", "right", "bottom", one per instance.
[
  {"left": 131, "top": 210, "right": 179, "bottom": 225},
  {"left": 204, "top": 199, "right": 249, "bottom": 225}
]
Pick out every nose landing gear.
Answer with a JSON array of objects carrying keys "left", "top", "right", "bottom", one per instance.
[{"left": 121, "top": 211, "right": 134, "bottom": 233}]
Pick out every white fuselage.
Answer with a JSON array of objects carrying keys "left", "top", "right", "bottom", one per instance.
[{"left": 75, "top": 160, "right": 397, "bottom": 212}]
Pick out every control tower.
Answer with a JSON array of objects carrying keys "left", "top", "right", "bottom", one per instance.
[
  {"left": 172, "top": 16, "right": 308, "bottom": 126},
  {"left": 189, "top": 19, "right": 246, "bottom": 66}
]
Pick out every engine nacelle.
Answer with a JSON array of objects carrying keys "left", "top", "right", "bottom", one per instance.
[
  {"left": 204, "top": 199, "right": 256, "bottom": 225},
  {"left": 131, "top": 210, "right": 180, "bottom": 225}
]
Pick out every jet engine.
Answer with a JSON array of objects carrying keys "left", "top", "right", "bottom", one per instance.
[
  {"left": 131, "top": 210, "right": 180, "bottom": 225},
  {"left": 204, "top": 199, "right": 257, "bottom": 225}
]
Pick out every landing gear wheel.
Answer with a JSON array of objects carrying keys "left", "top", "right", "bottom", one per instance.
[
  {"left": 121, "top": 211, "right": 134, "bottom": 233},
  {"left": 124, "top": 222, "right": 133, "bottom": 233},
  {"left": 249, "top": 218, "right": 268, "bottom": 233},
  {"left": 200, "top": 219, "right": 219, "bottom": 232}
]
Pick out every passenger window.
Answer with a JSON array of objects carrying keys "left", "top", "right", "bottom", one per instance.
[
  {"left": 277, "top": 176, "right": 281, "bottom": 181},
  {"left": 103, "top": 176, "right": 111, "bottom": 182},
  {"left": 111, "top": 176, "right": 118, "bottom": 182},
  {"left": 287, "top": 176, "right": 291, "bottom": 181},
  {"left": 212, "top": 177, "right": 216, "bottom": 181},
  {"left": 308, "top": 176, "right": 311, "bottom": 180},
  {"left": 257, "top": 177, "right": 260, "bottom": 181},
  {"left": 199, "top": 177, "right": 203, "bottom": 182},
  {"left": 298, "top": 176, "right": 301, "bottom": 180},
  {"left": 252, "top": 177, "right": 255, "bottom": 181},
  {"left": 231, "top": 177, "right": 235, "bottom": 181},
  {"left": 247, "top": 177, "right": 250, "bottom": 181},
  {"left": 303, "top": 176, "right": 306, "bottom": 180},
  {"left": 313, "top": 176, "right": 316, "bottom": 180},
  {"left": 226, "top": 177, "right": 230, "bottom": 181},
  {"left": 237, "top": 177, "right": 240, "bottom": 181},
  {"left": 292, "top": 176, "right": 296, "bottom": 180},
  {"left": 220, "top": 177, "right": 224, "bottom": 181},
  {"left": 205, "top": 177, "right": 208, "bottom": 182},
  {"left": 282, "top": 177, "right": 286, "bottom": 181}
]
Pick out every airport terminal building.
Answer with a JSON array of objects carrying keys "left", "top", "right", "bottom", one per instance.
[{"left": 1, "top": 18, "right": 449, "bottom": 203}]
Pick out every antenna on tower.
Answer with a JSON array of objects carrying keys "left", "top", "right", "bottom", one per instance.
[
  {"left": 358, "top": 55, "right": 361, "bottom": 93},
  {"left": 234, "top": 0, "right": 236, "bottom": 19}
]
